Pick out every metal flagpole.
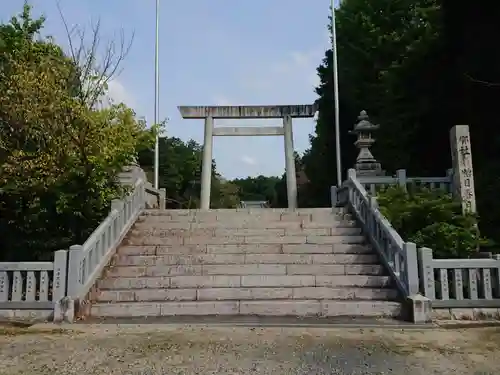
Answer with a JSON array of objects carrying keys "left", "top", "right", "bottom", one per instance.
[
  {"left": 331, "top": 0, "right": 342, "bottom": 187},
  {"left": 153, "top": 0, "right": 160, "bottom": 190}
]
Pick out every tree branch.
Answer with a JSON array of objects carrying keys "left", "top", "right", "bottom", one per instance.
[
  {"left": 464, "top": 72, "right": 500, "bottom": 87},
  {"left": 56, "top": 1, "right": 135, "bottom": 107}
]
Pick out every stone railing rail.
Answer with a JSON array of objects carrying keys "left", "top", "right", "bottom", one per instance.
[
  {"left": 356, "top": 169, "right": 453, "bottom": 195},
  {"left": 418, "top": 248, "right": 500, "bottom": 309},
  {"left": 0, "top": 163, "right": 159, "bottom": 321},
  {"left": 336, "top": 169, "right": 420, "bottom": 300},
  {"left": 144, "top": 181, "right": 166, "bottom": 209},
  {"left": 240, "top": 201, "right": 270, "bottom": 208},
  {"left": 66, "top": 178, "right": 146, "bottom": 317},
  {"left": 334, "top": 167, "right": 500, "bottom": 320},
  {"left": 0, "top": 252, "right": 68, "bottom": 319}
]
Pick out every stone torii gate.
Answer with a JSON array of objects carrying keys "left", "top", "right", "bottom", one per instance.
[{"left": 178, "top": 104, "right": 317, "bottom": 210}]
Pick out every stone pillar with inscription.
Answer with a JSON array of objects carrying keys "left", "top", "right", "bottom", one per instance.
[{"left": 450, "top": 125, "right": 476, "bottom": 213}]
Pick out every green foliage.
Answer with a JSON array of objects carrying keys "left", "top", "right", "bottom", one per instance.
[
  {"left": 301, "top": 0, "right": 500, "bottom": 245},
  {"left": 301, "top": 0, "right": 443, "bottom": 209},
  {"left": 211, "top": 179, "right": 241, "bottom": 209},
  {"left": 138, "top": 137, "right": 202, "bottom": 208},
  {"left": 0, "top": 4, "right": 153, "bottom": 261},
  {"left": 376, "top": 185, "right": 484, "bottom": 258},
  {"left": 231, "top": 176, "right": 281, "bottom": 206}
]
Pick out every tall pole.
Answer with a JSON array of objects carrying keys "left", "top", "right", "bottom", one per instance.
[
  {"left": 331, "top": 0, "right": 342, "bottom": 187},
  {"left": 153, "top": 0, "right": 160, "bottom": 189}
]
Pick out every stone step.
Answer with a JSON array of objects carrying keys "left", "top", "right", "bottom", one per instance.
[
  {"left": 139, "top": 216, "right": 355, "bottom": 226},
  {"left": 97, "top": 275, "right": 391, "bottom": 290},
  {"left": 114, "top": 253, "right": 378, "bottom": 266},
  {"left": 106, "top": 263, "right": 384, "bottom": 278},
  {"left": 140, "top": 210, "right": 353, "bottom": 223},
  {"left": 96, "top": 287, "right": 398, "bottom": 302},
  {"left": 125, "top": 234, "right": 366, "bottom": 246},
  {"left": 134, "top": 220, "right": 358, "bottom": 230},
  {"left": 143, "top": 208, "right": 339, "bottom": 216},
  {"left": 118, "top": 244, "right": 373, "bottom": 256},
  {"left": 90, "top": 299, "right": 402, "bottom": 318},
  {"left": 130, "top": 227, "right": 362, "bottom": 238}
]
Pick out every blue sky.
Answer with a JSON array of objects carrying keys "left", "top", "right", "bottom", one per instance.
[{"left": 1, "top": 0, "right": 334, "bottom": 179}]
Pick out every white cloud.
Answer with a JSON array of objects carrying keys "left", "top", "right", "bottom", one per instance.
[
  {"left": 241, "top": 155, "right": 257, "bottom": 166},
  {"left": 291, "top": 51, "right": 314, "bottom": 68},
  {"left": 106, "top": 79, "right": 135, "bottom": 107},
  {"left": 238, "top": 48, "right": 324, "bottom": 97}
]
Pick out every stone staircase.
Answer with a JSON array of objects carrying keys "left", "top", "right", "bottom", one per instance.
[{"left": 91, "top": 208, "right": 402, "bottom": 318}]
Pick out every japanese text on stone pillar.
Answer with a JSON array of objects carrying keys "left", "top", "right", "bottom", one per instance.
[{"left": 450, "top": 125, "right": 476, "bottom": 213}]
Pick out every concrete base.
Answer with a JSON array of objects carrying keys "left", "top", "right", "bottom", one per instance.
[
  {"left": 432, "top": 307, "right": 500, "bottom": 321},
  {"left": 71, "top": 315, "right": 435, "bottom": 328},
  {"left": 53, "top": 297, "right": 75, "bottom": 323},
  {"left": 0, "top": 309, "right": 52, "bottom": 321},
  {"left": 405, "top": 294, "right": 432, "bottom": 323}
]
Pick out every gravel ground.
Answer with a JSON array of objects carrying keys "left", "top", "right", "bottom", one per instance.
[{"left": 0, "top": 324, "right": 498, "bottom": 374}]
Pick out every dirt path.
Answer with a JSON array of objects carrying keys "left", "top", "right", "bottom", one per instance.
[{"left": 0, "top": 324, "right": 498, "bottom": 374}]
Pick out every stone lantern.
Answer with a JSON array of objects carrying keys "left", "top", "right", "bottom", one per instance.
[{"left": 349, "top": 110, "right": 384, "bottom": 176}]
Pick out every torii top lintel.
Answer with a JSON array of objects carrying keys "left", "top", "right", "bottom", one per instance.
[{"left": 177, "top": 104, "right": 318, "bottom": 119}]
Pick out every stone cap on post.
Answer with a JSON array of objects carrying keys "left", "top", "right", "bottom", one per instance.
[{"left": 118, "top": 164, "right": 147, "bottom": 187}]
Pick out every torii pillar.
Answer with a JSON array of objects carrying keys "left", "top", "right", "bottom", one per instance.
[{"left": 178, "top": 104, "right": 317, "bottom": 210}]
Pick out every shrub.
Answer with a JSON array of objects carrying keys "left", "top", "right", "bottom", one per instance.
[{"left": 376, "top": 185, "right": 487, "bottom": 259}]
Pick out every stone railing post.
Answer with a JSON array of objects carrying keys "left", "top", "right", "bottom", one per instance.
[
  {"left": 368, "top": 196, "right": 378, "bottom": 210},
  {"left": 446, "top": 168, "right": 454, "bottom": 193},
  {"left": 67, "top": 245, "right": 83, "bottom": 298},
  {"left": 111, "top": 199, "right": 124, "bottom": 230},
  {"left": 347, "top": 168, "right": 357, "bottom": 180},
  {"left": 403, "top": 242, "right": 419, "bottom": 295},
  {"left": 159, "top": 188, "right": 166, "bottom": 209},
  {"left": 417, "top": 247, "right": 435, "bottom": 298},
  {"left": 52, "top": 250, "right": 69, "bottom": 322},
  {"left": 406, "top": 244, "right": 432, "bottom": 323},
  {"left": 330, "top": 186, "right": 338, "bottom": 207},
  {"left": 396, "top": 169, "right": 407, "bottom": 189}
]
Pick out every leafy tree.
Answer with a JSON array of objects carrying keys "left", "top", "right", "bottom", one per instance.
[
  {"left": 231, "top": 175, "right": 281, "bottom": 205},
  {"left": 305, "top": 0, "right": 500, "bottom": 246},
  {"left": 303, "top": 0, "right": 443, "bottom": 208},
  {"left": 211, "top": 178, "right": 241, "bottom": 208},
  {"left": 0, "top": 4, "right": 153, "bottom": 261},
  {"left": 138, "top": 137, "right": 201, "bottom": 208},
  {"left": 229, "top": 153, "right": 303, "bottom": 208}
]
